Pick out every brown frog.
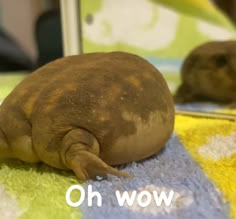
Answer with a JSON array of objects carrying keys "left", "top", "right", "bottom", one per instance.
[
  {"left": 0, "top": 52, "right": 174, "bottom": 180},
  {"left": 174, "top": 40, "right": 236, "bottom": 105}
]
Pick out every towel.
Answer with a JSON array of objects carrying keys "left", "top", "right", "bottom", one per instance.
[{"left": 0, "top": 73, "right": 236, "bottom": 218}]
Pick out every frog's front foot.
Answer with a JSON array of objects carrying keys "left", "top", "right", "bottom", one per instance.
[
  {"left": 225, "top": 101, "right": 236, "bottom": 109},
  {"left": 174, "top": 84, "right": 198, "bottom": 103}
]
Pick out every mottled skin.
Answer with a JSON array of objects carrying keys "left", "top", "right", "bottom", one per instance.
[
  {"left": 175, "top": 41, "right": 236, "bottom": 105},
  {"left": 0, "top": 52, "right": 174, "bottom": 180}
]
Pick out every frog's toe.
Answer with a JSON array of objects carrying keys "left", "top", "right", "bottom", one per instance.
[
  {"left": 59, "top": 128, "right": 132, "bottom": 180},
  {"left": 66, "top": 150, "right": 131, "bottom": 180}
]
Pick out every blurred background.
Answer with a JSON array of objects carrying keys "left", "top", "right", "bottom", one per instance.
[
  {"left": 0, "top": 0, "right": 60, "bottom": 71},
  {"left": 0, "top": 0, "right": 236, "bottom": 99},
  {"left": 214, "top": 0, "right": 236, "bottom": 23},
  {"left": 0, "top": 0, "right": 235, "bottom": 71}
]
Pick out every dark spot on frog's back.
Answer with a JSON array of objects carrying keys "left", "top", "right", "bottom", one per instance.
[
  {"left": 97, "top": 118, "right": 137, "bottom": 147},
  {"left": 119, "top": 72, "right": 168, "bottom": 121},
  {"left": 42, "top": 52, "right": 170, "bottom": 148}
]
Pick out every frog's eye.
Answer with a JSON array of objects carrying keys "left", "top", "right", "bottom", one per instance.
[{"left": 214, "top": 54, "right": 227, "bottom": 68}]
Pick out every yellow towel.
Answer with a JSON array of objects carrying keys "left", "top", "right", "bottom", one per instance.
[{"left": 175, "top": 110, "right": 236, "bottom": 219}]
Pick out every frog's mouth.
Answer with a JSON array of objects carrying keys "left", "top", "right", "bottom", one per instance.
[
  {"left": 0, "top": 105, "right": 10, "bottom": 159},
  {"left": 0, "top": 128, "right": 11, "bottom": 159}
]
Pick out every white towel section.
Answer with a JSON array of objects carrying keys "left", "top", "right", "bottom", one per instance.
[{"left": 60, "top": 0, "right": 82, "bottom": 56}]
